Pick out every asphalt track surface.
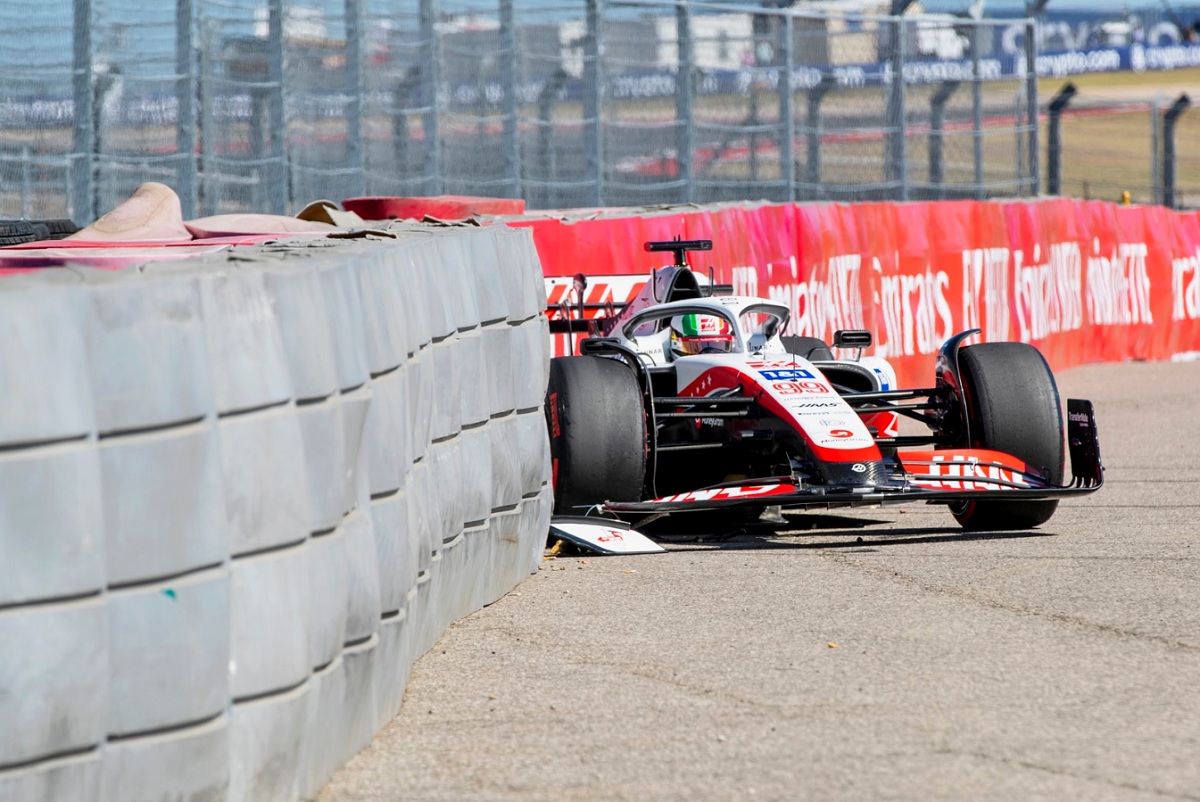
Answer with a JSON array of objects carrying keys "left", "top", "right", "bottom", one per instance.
[{"left": 320, "top": 359, "right": 1200, "bottom": 802}]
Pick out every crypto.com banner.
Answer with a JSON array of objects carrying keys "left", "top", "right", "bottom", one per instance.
[{"left": 515, "top": 198, "right": 1200, "bottom": 387}]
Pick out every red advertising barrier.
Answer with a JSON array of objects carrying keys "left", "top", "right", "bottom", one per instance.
[{"left": 511, "top": 199, "right": 1200, "bottom": 386}]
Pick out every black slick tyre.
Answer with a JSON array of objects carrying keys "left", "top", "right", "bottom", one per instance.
[
  {"left": 30, "top": 219, "right": 80, "bottom": 240},
  {"left": 0, "top": 220, "right": 38, "bottom": 246},
  {"left": 546, "top": 356, "right": 647, "bottom": 514},
  {"left": 950, "top": 342, "right": 1065, "bottom": 530},
  {"left": 781, "top": 335, "right": 834, "bottom": 361}
]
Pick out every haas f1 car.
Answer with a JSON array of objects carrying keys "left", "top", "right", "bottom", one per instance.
[{"left": 545, "top": 239, "right": 1103, "bottom": 531}]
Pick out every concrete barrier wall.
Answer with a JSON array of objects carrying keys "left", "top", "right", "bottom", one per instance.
[{"left": 0, "top": 224, "right": 552, "bottom": 802}]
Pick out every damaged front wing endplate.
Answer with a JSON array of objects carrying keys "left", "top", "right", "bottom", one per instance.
[{"left": 549, "top": 516, "right": 666, "bottom": 555}]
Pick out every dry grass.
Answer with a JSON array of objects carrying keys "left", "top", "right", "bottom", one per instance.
[
  {"left": 1039, "top": 67, "right": 1200, "bottom": 100},
  {"left": 1038, "top": 69, "right": 1200, "bottom": 206}
]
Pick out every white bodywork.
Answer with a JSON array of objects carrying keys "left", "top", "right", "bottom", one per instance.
[{"left": 608, "top": 294, "right": 899, "bottom": 462}]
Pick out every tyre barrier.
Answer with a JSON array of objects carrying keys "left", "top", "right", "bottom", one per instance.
[{"left": 0, "top": 223, "right": 552, "bottom": 802}]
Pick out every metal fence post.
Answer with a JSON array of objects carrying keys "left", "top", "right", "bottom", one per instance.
[
  {"left": 971, "top": 23, "right": 983, "bottom": 199},
  {"left": 197, "top": 20, "right": 210, "bottom": 215},
  {"left": 176, "top": 0, "right": 196, "bottom": 219},
  {"left": 1025, "top": 17, "right": 1039, "bottom": 196},
  {"left": 537, "top": 69, "right": 568, "bottom": 209},
  {"left": 1046, "top": 82, "right": 1076, "bottom": 196},
  {"left": 585, "top": 0, "right": 604, "bottom": 206},
  {"left": 392, "top": 66, "right": 420, "bottom": 193},
  {"left": 266, "top": 0, "right": 287, "bottom": 213},
  {"left": 420, "top": 0, "right": 442, "bottom": 195},
  {"left": 344, "top": 0, "right": 365, "bottom": 199},
  {"left": 584, "top": 0, "right": 604, "bottom": 207},
  {"left": 749, "top": 82, "right": 760, "bottom": 184},
  {"left": 1152, "top": 94, "right": 1164, "bottom": 205},
  {"left": 675, "top": 1, "right": 694, "bottom": 204},
  {"left": 886, "top": 16, "right": 907, "bottom": 201},
  {"left": 1015, "top": 57, "right": 1026, "bottom": 189},
  {"left": 72, "top": 0, "right": 94, "bottom": 224},
  {"left": 929, "top": 80, "right": 960, "bottom": 198},
  {"left": 500, "top": 0, "right": 520, "bottom": 198},
  {"left": 781, "top": 12, "right": 795, "bottom": 202},
  {"left": 805, "top": 75, "right": 834, "bottom": 198},
  {"left": 21, "top": 146, "right": 32, "bottom": 219},
  {"left": 1163, "top": 93, "right": 1191, "bottom": 210}
]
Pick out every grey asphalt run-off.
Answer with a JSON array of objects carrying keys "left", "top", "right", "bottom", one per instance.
[{"left": 321, "top": 359, "right": 1200, "bottom": 802}]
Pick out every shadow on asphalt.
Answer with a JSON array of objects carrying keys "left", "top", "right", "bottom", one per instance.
[{"left": 647, "top": 513, "right": 1057, "bottom": 552}]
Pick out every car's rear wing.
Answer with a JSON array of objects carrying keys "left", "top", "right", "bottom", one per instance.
[{"left": 545, "top": 238, "right": 733, "bottom": 335}]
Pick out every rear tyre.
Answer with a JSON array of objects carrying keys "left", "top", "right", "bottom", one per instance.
[
  {"left": 546, "top": 356, "right": 647, "bottom": 514},
  {"left": 781, "top": 335, "right": 833, "bottom": 361},
  {"left": 950, "top": 342, "right": 1064, "bottom": 530}
]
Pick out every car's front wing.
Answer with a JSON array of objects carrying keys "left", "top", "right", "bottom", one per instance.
[{"left": 603, "top": 478, "right": 1102, "bottom": 515}]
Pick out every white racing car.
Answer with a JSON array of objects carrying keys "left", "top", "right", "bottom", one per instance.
[{"left": 545, "top": 238, "right": 1103, "bottom": 532}]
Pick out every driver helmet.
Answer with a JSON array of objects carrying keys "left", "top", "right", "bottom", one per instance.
[{"left": 670, "top": 313, "right": 735, "bottom": 357}]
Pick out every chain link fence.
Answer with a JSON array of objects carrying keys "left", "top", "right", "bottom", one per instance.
[
  {"left": 1040, "top": 86, "right": 1200, "bottom": 209},
  {"left": 3, "top": 0, "right": 1047, "bottom": 222},
  {"left": 0, "top": 0, "right": 87, "bottom": 221}
]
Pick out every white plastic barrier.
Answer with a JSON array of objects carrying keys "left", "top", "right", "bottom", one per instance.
[{"left": 0, "top": 224, "right": 552, "bottom": 802}]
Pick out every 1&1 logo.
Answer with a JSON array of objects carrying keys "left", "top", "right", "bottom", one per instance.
[{"left": 759, "top": 368, "right": 815, "bottom": 381}]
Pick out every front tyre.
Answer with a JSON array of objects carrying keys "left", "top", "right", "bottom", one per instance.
[
  {"left": 950, "top": 342, "right": 1065, "bottom": 531},
  {"left": 546, "top": 356, "right": 647, "bottom": 514}
]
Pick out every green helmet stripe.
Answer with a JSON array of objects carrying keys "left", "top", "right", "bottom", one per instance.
[{"left": 678, "top": 313, "right": 703, "bottom": 337}]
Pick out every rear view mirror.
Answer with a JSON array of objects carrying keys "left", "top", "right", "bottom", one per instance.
[{"left": 833, "top": 330, "right": 872, "bottom": 349}]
